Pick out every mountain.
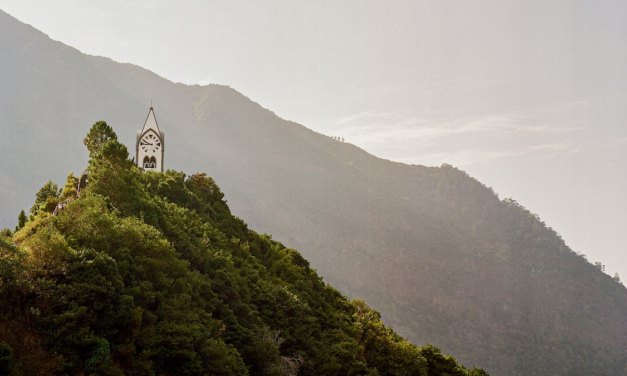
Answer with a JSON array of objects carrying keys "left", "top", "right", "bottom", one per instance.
[
  {"left": 0, "top": 126, "right": 488, "bottom": 375},
  {"left": 1, "top": 9, "right": 626, "bottom": 375}
]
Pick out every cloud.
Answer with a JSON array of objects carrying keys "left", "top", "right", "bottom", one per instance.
[
  {"left": 324, "top": 109, "right": 580, "bottom": 139},
  {"left": 416, "top": 149, "right": 525, "bottom": 167},
  {"left": 309, "top": 104, "right": 585, "bottom": 167},
  {"left": 314, "top": 110, "right": 579, "bottom": 149},
  {"left": 414, "top": 143, "right": 578, "bottom": 167}
]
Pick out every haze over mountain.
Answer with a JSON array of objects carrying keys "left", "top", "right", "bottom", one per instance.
[
  {"left": 1, "top": 9, "right": 627, "bottom": 375},
  {"left": 1, "top": 0, "right": 625, "bottom": 282}
]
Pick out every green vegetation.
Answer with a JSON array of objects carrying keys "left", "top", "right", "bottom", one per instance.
[
  {"left": 2, "top": 10, "right": 626, "bottom": 374},
  {"left": 0, "top": 122, "right": 488, "bottom": 375},
  {"left": 14, "top": 211, "right": 27, "bottom": 233},
  {"left": 1, "top": 68, "right": 624, "bottom": 376},
  {"left": 29, "top": 181, "right": 62, "bottom": 216}
]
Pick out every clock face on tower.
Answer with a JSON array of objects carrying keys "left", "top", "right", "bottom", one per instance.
[{"left": 140, "top": 133, "right": 161, "bottom": 154}]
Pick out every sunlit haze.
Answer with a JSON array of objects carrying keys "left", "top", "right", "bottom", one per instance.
[{"left": 1, "top": 0, "right": 626, "bottom": 278}]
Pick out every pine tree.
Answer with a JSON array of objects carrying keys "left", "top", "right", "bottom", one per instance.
[
  {"left": 83, "top": 120, "right": 118, "bottom": 158},
  {"left": 15, "top": 210, "right": 27, "bottom": 232},
  {"left": 30, "top": 181, "right": 61, "bottom": 215},
  {"left": 60, "top": 173, "right": 78, "bottom": 200}
]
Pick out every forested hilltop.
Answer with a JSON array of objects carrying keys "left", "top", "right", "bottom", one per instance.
[
  {"left": 2, "top": 9, "right": 627, "bottom": 375},
  {"left": 0, "top": 123, "right": 488, "bottom": 375}
]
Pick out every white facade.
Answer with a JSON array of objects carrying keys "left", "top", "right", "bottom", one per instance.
[{"left": 136, "top": 107, "right": 165, "bottom": 172}]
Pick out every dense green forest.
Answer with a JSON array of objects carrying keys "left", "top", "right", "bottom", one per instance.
[
  {"left": 0, "top": 122, "right": 488, "bottom": 375},
  {"left": 2, "top": 10, "right": 627, "bottom": 374}
]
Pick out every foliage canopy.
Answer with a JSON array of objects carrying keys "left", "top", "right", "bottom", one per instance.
[{"left": 0, "top": 122, "right": 488, "bottom": 375}]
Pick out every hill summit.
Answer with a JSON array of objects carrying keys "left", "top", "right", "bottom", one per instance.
[
  {"left": 1, "top": 8, "right": 627, "bottom": 375},
  {"left": 0, "top": 123, "right": 488, "bottom": 375}
]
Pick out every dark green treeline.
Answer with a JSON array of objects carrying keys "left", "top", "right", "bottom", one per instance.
[{"left": 0, "top": 122, "right": 488, "bottom": 375}]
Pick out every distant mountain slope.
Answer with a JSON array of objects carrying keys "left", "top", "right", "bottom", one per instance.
[{"left": 1, "top": 9, "right": 626, "bottom": 375}]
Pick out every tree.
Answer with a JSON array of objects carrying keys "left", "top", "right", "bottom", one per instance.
[
  {"left": 0, "top": 228, "right": 12, "bottom": 239},
  {"left": 30, "top": 181, "right": 61, "bottom": 215},
  {"left": 613, "top": 273, "right": 622, "bottom": 284},
  {"left": 0, "top": 342, "right": 12, "bottom": 375},
  {"left": 84, "top": 121, "right": 118, "bottom": 158},
  {"left": 0, "top": 121, "right": 491, "bottom": 375},
  {"left": 419, "top": 344, "right": 467, "bottom": 376},
  {"left": 468, "top": 367, "right": 490, "bottom": 376},
  {"left": 15, "top": 210, "right": 27, "bottom": 232},
  {"left": 60, "top": 173, "right": 78, "bottom": 200}
]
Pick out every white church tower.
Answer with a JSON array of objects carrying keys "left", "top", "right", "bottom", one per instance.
[{"left": 136, "top": 107, "right": 165, "bottom": 172}]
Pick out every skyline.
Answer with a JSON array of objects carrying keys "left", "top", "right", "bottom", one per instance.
[{"left": 0, "top": 1, "right": 626, "bottom": 278}]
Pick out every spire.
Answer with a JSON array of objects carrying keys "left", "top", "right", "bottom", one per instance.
[
  {"left": 136, "top": 106, "right": 165, "bottom": 173},
  {"left": 141, "top": 107, "right": 160, "bottom": 135}
]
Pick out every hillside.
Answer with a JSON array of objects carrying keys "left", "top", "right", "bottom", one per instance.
[
  {"left": 0, "top": 124, "right": 487, "bottom": 375},
  {"left": 1, "top": 9, "right": 627, "bottom": 375}
]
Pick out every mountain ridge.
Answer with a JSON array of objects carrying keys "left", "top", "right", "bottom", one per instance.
[{"left": 1, "top": 8, "right": 626, "bottom": 375}]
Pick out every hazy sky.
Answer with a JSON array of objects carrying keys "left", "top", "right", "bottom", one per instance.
[{"left": 1, "top": 1, "right": 626, "bottom": 278}]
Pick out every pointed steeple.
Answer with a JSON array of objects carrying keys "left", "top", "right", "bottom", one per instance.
[
  {"left": 136, "top": 106, "right": 165, "bottom": 173},
  {"left": 141, "top": 107, "right": 161, "bottom": 135}
]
